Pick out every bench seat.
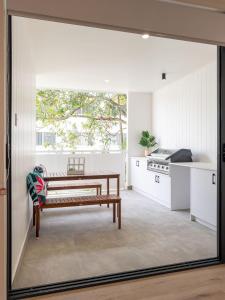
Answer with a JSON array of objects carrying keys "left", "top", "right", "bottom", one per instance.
[
  {"left": 34, "top": 194, "right": 121, "bottom": 238},
  {"left": 44, "top": 194, "right": 120, "bottom": 207},
  {"left": 47, "top": 182, "right": 102, "bottom": 194}
]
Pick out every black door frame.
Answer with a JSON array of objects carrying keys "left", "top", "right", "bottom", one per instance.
[{"left": 6, "top": 14, "right": 225, "bottom": 300}]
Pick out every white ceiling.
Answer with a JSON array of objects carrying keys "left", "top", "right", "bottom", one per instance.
[{"left": 20, "top": 17, "right": 217, "bottom": 93}]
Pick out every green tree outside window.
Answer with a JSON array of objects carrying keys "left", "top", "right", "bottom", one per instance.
[{"left": 36, "top": 89, "right": 127, "bottom": 151}]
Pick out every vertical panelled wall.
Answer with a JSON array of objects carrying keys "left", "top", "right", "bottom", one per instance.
[
  {"left": 11, "top": 17, "right": 36, "bottom": 280},
  {"left": 127, "top": 92, "right": 152, "bottom": 157},
  {"left": 127, "top": 92, "right": 152, "bottom": 185},
  {"left": 152, "top": 61, "right": 217, "bottom": 163}
]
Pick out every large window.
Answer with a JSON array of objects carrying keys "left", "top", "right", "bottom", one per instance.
[
  {"left": 36, "top": 89, "right": 127, "bottom": 152},
  {"left": 36, "top": 132, "right": 56, "bottom": 147}
]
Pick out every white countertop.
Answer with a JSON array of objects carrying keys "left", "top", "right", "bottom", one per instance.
[
  {"left": 130, "top": 157, "right": 217, "bottom": 171},
  {"left": 170, "top": 162, "right": 217, "bottom": 171},
  {"left": 130, "top": 156, "right": 147, "bottom": 159}
]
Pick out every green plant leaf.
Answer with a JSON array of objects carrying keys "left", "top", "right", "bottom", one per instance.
[{"left": 139, "top": 130, "right": 157, "bottom": 149}]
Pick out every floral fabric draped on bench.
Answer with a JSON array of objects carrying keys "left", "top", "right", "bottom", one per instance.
[{"left": 27, "top": 172, "right": 47, "bottom": 207}]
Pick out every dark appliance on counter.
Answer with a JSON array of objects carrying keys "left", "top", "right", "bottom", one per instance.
[{"left": 147, "top": 148, "right": 192, "bottom": 175}]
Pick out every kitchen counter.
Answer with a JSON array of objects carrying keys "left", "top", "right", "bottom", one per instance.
[
  {"left": 170, "top": 162, "right": 217, "bottom": 171},
  {"left": 130, "top": 156, "right": 147, "bottom": 159},
  {"left": 130, "top": 157, "right": 189, "bottom": 210}
]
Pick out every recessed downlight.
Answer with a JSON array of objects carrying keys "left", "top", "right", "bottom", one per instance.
[
  {"left": 142, "top": 34, "right": 150, "bottom": 39},
  {"left": 104, "top": 79, "right": 110, "bottom": 83}
]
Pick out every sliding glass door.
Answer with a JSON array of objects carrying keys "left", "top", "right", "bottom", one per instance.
[{"left": 7, "top": 14, "right": 224, "bottom": 300}]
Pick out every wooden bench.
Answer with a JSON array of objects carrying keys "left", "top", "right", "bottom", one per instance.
[
  {"left": 47, "top": 182, "right": 102, "bottom": 195},
  {"left": 33, "top": 194, "right": 121, "bottom": 238},
  {"left": 46, "top": 182, "right": 107, "bottom": 207}
]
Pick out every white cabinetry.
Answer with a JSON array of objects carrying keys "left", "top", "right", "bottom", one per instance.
[
  {"left": 151, "top": 172, "right": 171, "bottom": 208},
  {"left": 190, "top": 168, "right": 217, "bottom": 230},
  {"left": 130, "top": 157, "right": 188, "bottom": 210},
  {"left": 130, "top": 158, "right": 217, "bottom": 228},
  {"left": 130, "top": 157, "right": 148, "bottom": 193}
]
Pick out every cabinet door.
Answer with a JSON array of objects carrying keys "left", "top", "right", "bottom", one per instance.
[
  {"left": 145, "top": 170, "right": 157, "bottom": 197},
  {"left": 130, "top": 158, "right": 139, "bottom": 188},
  {"left": 145, "top": 171, "right": 171, "bottom": 208},
  {"left": 191, "top": 169, "right": 217, "bottom": 227},
  {"left": 156, "top": 173, "right": 171, "bottom": 208},
  {"left": 130, "top": 158, "right": 146, "bottom": 190},
  {"left": 138, "top": 159, "right": 149, "bottom": 192}
]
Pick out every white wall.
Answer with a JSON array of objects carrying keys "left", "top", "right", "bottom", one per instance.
[
  {"left": 36, "top": 152, "right": 126, "bottom": 191},
  {"left": 11, "top": 17, "right": 36, "bottom": 280},
  {"left": 127, "top": 92, "right": 152, "bottom": 157},
  {"left": 127, "top": 92, "right": 152, "bottom": 185},
  {"left": 152, "top": 61, "right": 217, "bottom": 163}
]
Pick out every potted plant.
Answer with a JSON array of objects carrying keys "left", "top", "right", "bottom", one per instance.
[{"left": 139, "top": 131, "right": 157, "bottom": 156}]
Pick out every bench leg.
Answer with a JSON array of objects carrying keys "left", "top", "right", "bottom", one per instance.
[
  {"left": 97, "top": 187, "right": 102, "bottom": 206},
  {"left": 113, "top": 203, "right": 116, "bottom": 223},
  {"left": 99, "top": 185, "right": 102, "bottom": 207},
  {"left": 107, "top": 178, "right": 110, "bottom": 208},
  {"left": 35, "top": 206, "right": 40, "bottom": 239},
  {"left": 118, "top": 202, "right": 121, "bottom": 229},
  {"left": 33, "top": 205, "right": 35, "bottom": 226}
]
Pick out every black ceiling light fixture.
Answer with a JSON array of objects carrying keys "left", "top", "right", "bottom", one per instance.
[{"left": 162, "top": 73, "right": 166, "bottom": 80}]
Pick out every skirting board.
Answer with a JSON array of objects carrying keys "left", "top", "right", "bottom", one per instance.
[
  {"left": 190, "top": 214, "right": 217, "bottom": 231},
  {"left": 12, "top": 217, "right": 33, "bottom": 284},
  {"left": 132, "top": 186, "right": 171, "bottom": 210}
]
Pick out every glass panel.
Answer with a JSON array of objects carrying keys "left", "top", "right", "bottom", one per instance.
[
  {"left": 36, "top": 132, "right": 42, "bottom": 145},
  {"left": 43, "top": 132, "right": 56, "bottom": 146}
]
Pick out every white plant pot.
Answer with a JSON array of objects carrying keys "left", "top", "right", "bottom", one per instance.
[{"left": 144, "top": 149, "right": 150, "bottom": 157}]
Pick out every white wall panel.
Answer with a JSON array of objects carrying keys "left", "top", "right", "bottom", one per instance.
[
  {"left": 127, "top": 92, "right": 152, "bottom": 185},
  {"left": 152, "top": 62, "right": 217, "bottom": 163},
  {"left": 127, "top": 92, "right": 152, "bottom": 158},
  {"left": 11, "top": 17, "right": 36, "bottom": 280}
]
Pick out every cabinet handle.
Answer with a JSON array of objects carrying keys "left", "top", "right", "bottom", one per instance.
[
  {"left": 136, "top": 160, "right": 139, "bottom": 167},
  {"left": 155, "top": 175, "right": 160, "bottom": 183},
  {"left": 212, "top": 173, "right": 216, "bottom": 185},
  {"left": 157, "top": 175, "right": 160, "bottom": 183}
]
